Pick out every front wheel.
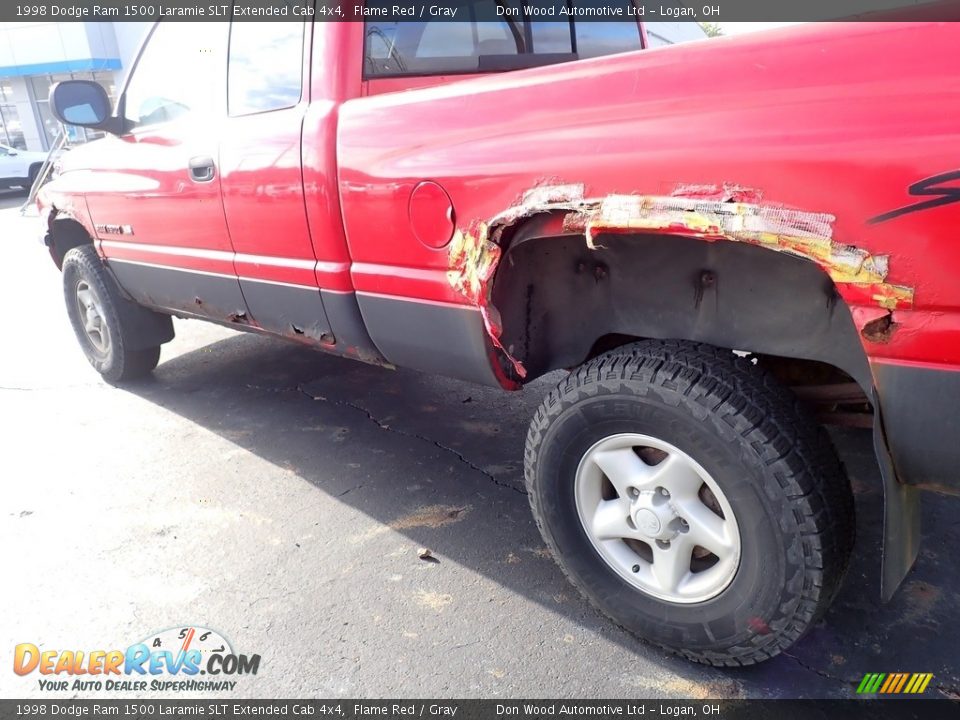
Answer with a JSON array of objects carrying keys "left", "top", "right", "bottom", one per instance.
[
  {"left": 524, "top": 340, "right": 854, "bottom": 666},
  {"left": 62, "top": 245, "right": 163, "bottom": 383}
]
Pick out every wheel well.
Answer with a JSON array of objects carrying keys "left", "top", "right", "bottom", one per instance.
[
  {"left": 488, "top": 226, "right": 919, "bottom": 599},
  {"left": 489, "top": 230, "right": 873, "bottom": 394},
  {"left": 49, "top": 217, "right": 93, "bottom": 270}
]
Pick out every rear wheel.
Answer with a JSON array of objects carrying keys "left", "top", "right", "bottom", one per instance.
[
  {"left": 63, "top": 245, "right": 162, "bottom": 383},
  {"left": 524, "top": 340, "right": 854, "bottom": 666}
]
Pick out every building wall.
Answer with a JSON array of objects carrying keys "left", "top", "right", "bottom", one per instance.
[
  {"left": 112, "top": 22, "right": 152, "bottom": 76},
  {"left": 0, "top": 75, "right": 40, "bottom": 150}
]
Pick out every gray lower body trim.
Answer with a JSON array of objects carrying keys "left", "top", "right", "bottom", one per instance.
[
  {"left": 108, "top": 259, "right": 247, "bottom": 323},
  {"left": 321, "top": 290, "right": 390, "bottom": 366},
  {"left": 239, "top": 278, "right": 332, "bottom": 343},
  {"left": 107, "top": 258, "right": 391, "bottom": 367}
]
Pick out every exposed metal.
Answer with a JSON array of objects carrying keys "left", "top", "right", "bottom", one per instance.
[{"left": 448, "top": 183, "right": 916, "bottom": 375}]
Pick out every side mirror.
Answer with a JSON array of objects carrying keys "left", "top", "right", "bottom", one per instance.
[
  {"left": 8, "top": 150, "right": 17, "bottom": 156},
  {"left": 49, "top": 80, "right": 120, "bottom": 134}
]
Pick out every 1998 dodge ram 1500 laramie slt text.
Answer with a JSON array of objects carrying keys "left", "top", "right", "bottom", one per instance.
[{"left": 37, "top": 5, "right": 960, "bottom": 666}]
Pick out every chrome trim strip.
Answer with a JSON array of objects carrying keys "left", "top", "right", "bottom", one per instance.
[
  {"left": 107, "top": 257, "right": 324, "bottom": 291},
  {"left": 106, "top": 257, "right": 236, "bottom": 281},
  {"left": 100, "top": 240, "right": 234, "bottom": 263},
  {"left": 100, "top": 240, "right": 346, "bottom": 275},
  {"left": 356, "top": 290, "right": 476, "bottom": 310}
]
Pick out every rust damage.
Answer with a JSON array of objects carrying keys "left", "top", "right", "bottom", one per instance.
[
  {"left": 861, "top": 312, "right": 899, "bottom": 344},
  {"left": 447, "top": 183, "right": 915, "bottom": 375},
  {"left": 447, "top": 183, "right": 589, "bottom": 378}
]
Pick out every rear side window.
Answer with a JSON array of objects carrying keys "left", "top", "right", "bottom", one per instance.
[
  {"left": 363, "top": 0, "right": 640, "bottom": 78},
  {"left": 228, "top": 20, "right": 305, "bottom": 116}
]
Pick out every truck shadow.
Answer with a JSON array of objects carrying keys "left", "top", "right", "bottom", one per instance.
[{"left": 126, "top": 331, "right": 960, "bottom": 698}]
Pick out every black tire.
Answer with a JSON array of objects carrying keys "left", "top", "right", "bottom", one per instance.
[
  {"left": 62, "top": 245, "right": 163, "bottom": 383},
  {"left": 524, "top": 340, "right": 854, "bottom": 666}
]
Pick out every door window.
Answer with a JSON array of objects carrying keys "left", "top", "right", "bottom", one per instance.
[
  {"left": 227, "top": 20, "right": 305, "bottom": 116},
  {"left": 122, "top": 21, "right": 228, "bottom": 128}
]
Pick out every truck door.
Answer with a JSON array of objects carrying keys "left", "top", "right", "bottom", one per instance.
[
  {"left": 218, "top": 15, "right": 333, "bottom": 344},
  {"left": 88, "top": 21, "right": 248, "bottom": 324}
]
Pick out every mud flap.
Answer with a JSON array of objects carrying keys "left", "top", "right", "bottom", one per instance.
[{"left": 873, "top": 405, "right": 921, "bottom": 601}]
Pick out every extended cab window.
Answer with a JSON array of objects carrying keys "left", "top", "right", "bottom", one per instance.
[
  {"left": 364, "top": 0, "right": 640, "bottom": 78},
  {"left": 228, "top": 21, "right": 305, "bottom": 116},
  {"left": 123, "top": 22, "right": 227, "bottom": 128}
]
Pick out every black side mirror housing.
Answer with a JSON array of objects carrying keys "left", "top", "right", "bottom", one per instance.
[{"left": 49, "top": 80, "right": 122, "bottom": 135}]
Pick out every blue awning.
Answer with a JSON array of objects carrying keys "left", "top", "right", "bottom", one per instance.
[{"left": 0, "top": 58, "right": 121, "bottom": 77}]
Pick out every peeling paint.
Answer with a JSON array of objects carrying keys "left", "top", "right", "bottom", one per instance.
[
  {"left": 447, "top": 183, "right": 916, "bottom": 376},
  {"left": 447, "top": 222, "right": 527, "bottom": 377},
  {"left": 669, "top": 182, "right": 763, "bottom": 204},
  {"left": 447, "top": 183, "right": 589, "bottom": 378},
  {"left": 489, "top": 183, "right": 586, "bottom": 229}
]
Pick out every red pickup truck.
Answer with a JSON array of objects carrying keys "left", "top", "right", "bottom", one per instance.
[{"left": 38, "top": 11, "right": 959, "bottom": 667}]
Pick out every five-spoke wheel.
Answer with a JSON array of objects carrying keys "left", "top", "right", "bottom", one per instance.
[
  {"left": 75, "top": 280, "right": 111, "bottom": 357},
  {"left": 62, "top": 245, "right": 169, "bottom": 383},
  {"left": 525, "top": 340, "right": 854, "bottom": 665}
]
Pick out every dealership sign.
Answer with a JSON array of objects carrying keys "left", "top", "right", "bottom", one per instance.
[{"left": 13, "top": 626, "right": 260, "bottom": 692}]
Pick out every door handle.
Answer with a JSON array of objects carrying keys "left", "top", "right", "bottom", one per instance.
[{"left": 188, "top": 156, "right": 216, "bottom": 183}]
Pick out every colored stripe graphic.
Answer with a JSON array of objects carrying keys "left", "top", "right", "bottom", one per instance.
[
  {"left": 857, "top": 672, "right": 933, "bottom": 694},
  {"left": 892, "top": 673, "right": 909, "bottom": 693},
  {"left": 879, "top": 674, "right": 897, "bottom": 693}
]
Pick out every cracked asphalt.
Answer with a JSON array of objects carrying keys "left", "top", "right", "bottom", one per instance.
[{"left": 2, "top": 190, "right": 958, "bottom": 699}]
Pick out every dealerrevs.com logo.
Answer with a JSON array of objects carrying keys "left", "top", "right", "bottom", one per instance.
[{"left": 13, "top": 626, "right": 260, "bottom": 692}]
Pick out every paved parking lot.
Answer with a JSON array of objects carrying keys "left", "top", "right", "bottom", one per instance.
[{"left": 2, "top": 189, "right": 958, "bottom": 699}]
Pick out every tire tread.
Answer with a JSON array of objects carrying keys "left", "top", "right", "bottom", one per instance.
[
  {"left": 62, "top": 245, "right": 161, "bottom": 383},
  {"left": 524, "top": 340, "right": 855, "bottom": 667}
]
